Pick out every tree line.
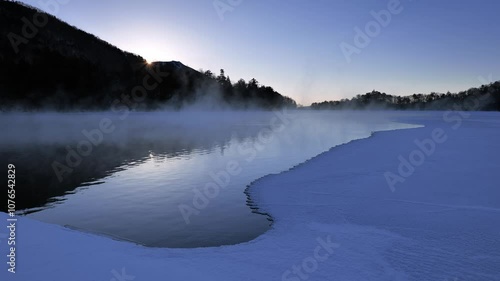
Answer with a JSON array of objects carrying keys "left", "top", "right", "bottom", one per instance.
[
  {"left": 311, "top": 82, "right": 500, "bottom": 111},
  {"left": 198, "top": 69, "right": 297, "bottom": 109},
  {"left": 0, "top": 1, "right": 297, "bottom": 111}
]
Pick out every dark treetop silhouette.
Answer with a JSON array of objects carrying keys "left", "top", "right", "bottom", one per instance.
[
  {"left": 311, "top": 83, "right": 500, "bottom": 111},
  {"left": 0, "top": 1, "right": 296, "bottom": 111}
]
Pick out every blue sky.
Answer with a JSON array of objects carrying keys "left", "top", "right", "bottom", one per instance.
[{"left": 20, "top": 0, "right": 500, "bottom": 105}]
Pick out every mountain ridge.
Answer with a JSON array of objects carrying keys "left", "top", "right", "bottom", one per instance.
[{"left": 0, "top": 0, "right": 297, "bottom": 110}]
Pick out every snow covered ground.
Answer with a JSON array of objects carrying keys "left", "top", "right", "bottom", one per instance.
[{"left": 1, "top": 111, "right": 499, "bottom": 281}]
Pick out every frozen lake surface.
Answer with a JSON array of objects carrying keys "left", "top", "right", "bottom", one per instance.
[
  {"left": 1, "top": 111, "right": 499, "bottom": 281},
  {"left": 1, "top": 110, "right": 416, "bottom": 247}
]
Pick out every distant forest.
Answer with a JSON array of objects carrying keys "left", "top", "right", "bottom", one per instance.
[
  {"left": 197, "top": 69, "right": 297, "bottom": 109},
  {"left": 311, "top": 82, "right": 500, "bottom": 111},
  {"left": 1, "top": 1, "right": 498, "bottom": 112},
  {"left": 0, "top": 1, "right": 296, "bottom": 110}
]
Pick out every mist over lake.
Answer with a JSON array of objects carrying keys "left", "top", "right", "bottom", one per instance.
[
  {"left": 2, "top": 1, "right": 500, "bottom": 279},
  {"left": 2, "top": 110, "right": 417, "bottom": 247}
]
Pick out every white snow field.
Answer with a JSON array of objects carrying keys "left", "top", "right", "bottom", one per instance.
[{"left": 1, "top": 111, "right": 500, "bottom": 281}]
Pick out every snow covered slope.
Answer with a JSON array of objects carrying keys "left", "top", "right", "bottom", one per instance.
[{"left": 1, "top": 111, "right": 499, "bottom": 281}]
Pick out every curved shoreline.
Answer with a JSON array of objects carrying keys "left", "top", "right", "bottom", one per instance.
[
  {"left": 3, "top": 111, "right": 500, "bottom": 281},
  {"left": 243, "top": 120, "right": 422, "bottom": 237}
]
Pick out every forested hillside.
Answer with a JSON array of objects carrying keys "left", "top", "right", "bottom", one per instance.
[{"left": 0, "top": 1, "right": 296, "bottom": 110}]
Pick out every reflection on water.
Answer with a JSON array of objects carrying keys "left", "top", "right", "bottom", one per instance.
[{"left": 0, "top": 110, "right": 418, "bottom": 247}]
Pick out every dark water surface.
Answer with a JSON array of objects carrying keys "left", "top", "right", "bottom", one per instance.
[{"left": 0, "top": 110, "right": 417, "bottom": 247}]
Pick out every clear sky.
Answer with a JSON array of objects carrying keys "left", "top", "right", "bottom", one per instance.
[{"left": 20, "top": 0, "right": 500, "bottom": 105}]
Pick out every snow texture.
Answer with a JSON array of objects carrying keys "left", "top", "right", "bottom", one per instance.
[{"left": 1, "top": 111, "right": 499, "bottom": 281}]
